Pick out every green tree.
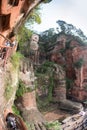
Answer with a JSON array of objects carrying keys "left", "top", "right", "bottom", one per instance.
[
  {"left": 74, "top": 58, "right": 84, "bottom": 69},
  {"left": 43, "top": 0, "right": 52, "bottom": 3},
  {"left": 39, "top": 28, "right": 57, "bottom": 53},
  {"left": 25, "top": 6, "right": 42, "bottom": 27},
  {"left": 56, "top": 20, "right": 87, "bottom": 44},
  {"left": 36, "top": 61, "right": 55, "bottom": 102}
]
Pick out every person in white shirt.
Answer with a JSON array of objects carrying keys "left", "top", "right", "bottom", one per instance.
[{"left": 79, "top": 110, "right": 86, "bottom": 116}]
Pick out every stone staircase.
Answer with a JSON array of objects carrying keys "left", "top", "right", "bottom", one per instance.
[{"left": 61, "top": 112, "right": 87, "bottom": 130}]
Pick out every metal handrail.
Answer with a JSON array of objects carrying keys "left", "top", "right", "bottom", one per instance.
[
  {"left": 0, "top": 33, "right": 11, "bottom": 43},
  {"left": 0, "top": 45, "right": 13, "bottom": 67}
]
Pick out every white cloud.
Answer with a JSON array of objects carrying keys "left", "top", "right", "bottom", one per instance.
[{"left": 32, "top": 0, "right": 87, "bottom": 35}]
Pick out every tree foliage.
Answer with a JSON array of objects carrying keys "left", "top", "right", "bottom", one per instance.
[
  {"left": 25, "top": 6, "right": 42, "bottom": 27},
  {"left": 74, "top": 58, "right": 84, "bottom": 69},
  {"left": 17, "top": 5, "right": 42, "bottom": 54},
  {"left": 45, "top": 120, "right": 62, "bottom": 130},
  {"left": 36, "top": 61, "right": 55, "bottom": 102},
  {"left": 43, "top": 0, "right": 52, "bottom": 3},
  {"left": 56, "top": 20, "right": 87, "bottom": 44},
  {"left": 39, "top": 28, "right": 57, "bottom": 52}
]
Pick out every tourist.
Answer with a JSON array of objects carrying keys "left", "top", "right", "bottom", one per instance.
[
  {"left": 79, "top": 110, "right": 86, "bottom": 116},
  {"left": 5, "top": 41, "right": 11, "bottom": 47},
  {"left": 6, "top": 113, "right": 17, "bottom": 130},
  {"left": 10, "top": 36, "right": 18, "bottom": 51}
]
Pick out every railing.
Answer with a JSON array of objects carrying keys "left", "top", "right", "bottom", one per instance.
[{"left": 0, "top": 45, "right": 14, "bottom": 67}]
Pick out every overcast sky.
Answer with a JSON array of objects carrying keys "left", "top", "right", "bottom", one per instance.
[{"left": 32, "top": 0, "right": 87, "bottom": 35}]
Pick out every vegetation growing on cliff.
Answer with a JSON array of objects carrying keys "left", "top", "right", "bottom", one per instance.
[
  {"left": 16, "top": 80, "right": 32, "bottom": 98},
  {"left": 5, "top": 85, "right": 14, "bottom": 100},
  {"left": 10, "top": 52, "right": 23, "bottom": 69},
  {"left": 57, "top": 20, "right": 87, "bottom": 44},
  {"left": 36, "top": 61, "right": 55, "bottom": 103},
  {"left": 46, "top": 121, "right": 62, "bottom": 130},
  {"left": 12, "top": 104, "right": 21, "bottom": 116},
  {"left": 74, "top": 58, "right": 84, "bottom": 69}
]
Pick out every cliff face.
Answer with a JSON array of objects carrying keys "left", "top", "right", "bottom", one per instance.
[
  {"left": 0, "top": 61, "right": 19, "bottom": 130},
  {"left": 0, "top": 0, "right": 44, "bottom": 129},
  {"left": 50, "top": 34, "right": 87, "bottom": 101},
  {"left": 0, "top": 57, "right": 39, "bottom": 130},
  {"left": 0, "top": 0, "right": 42, "bottom": 45},
  {"left": 72, "top": 46, "right": 87, "bottom": 101}
]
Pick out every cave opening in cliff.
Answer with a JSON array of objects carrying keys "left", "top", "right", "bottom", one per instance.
[
  {"left": 0, "top": 14, "right": 11, "bottom": 31},
  {"left": 8, "top": 0, "right": 19, "bottom": 6}
]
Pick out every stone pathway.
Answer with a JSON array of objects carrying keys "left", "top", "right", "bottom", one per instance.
[{"left": 61, "top": 112, "right": 87, "bottom": 130}]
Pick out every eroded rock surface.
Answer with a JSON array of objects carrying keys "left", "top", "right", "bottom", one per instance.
[
  {"left": 0, "top": 62, "right": 19, "bottom": 130},
  {"left": 52, "top": 64, "right": 83, "bottom": 114},
  {"left": 16, "top": 59, "right": 47, "bottom": 130},
  {"left": 15, "top": 92, "right": 46, "bottom": 130},
  {"left": 50, "top": 34, "right": 87, "bottom": 101}
]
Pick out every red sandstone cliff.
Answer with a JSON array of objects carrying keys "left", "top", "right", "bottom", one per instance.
[
  {"left": 0, "top": 0, "right": 42, "bottom": 45},
  {"left": 0, "top": 0, "right": 45, "bottom": 130},
  {"left": 50, "top": 34, "right": 87, "bottom": 101}
]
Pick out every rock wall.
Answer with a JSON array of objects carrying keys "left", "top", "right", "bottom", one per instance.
[
  {"left": 0, "top": 0, "right": 44, "bottom": 129},
  {"left": 0, "top": 62, "right": 19, "bottom": 130},
  {"left": 71, "top": 46, "right": 87, "bottom": 101},
  {"left": 0, "top": 57, "right": 41, "bottom": 129},
  {"left": 0, "top": 0, "right": 42, "bottom": 45},
  {"left": 50, "top": 34, "right": 87, "bottom": 101}
]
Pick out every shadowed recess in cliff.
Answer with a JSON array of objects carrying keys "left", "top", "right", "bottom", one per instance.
[{"left": 0, "top": 14, "right": 11, "bottom": 31}]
